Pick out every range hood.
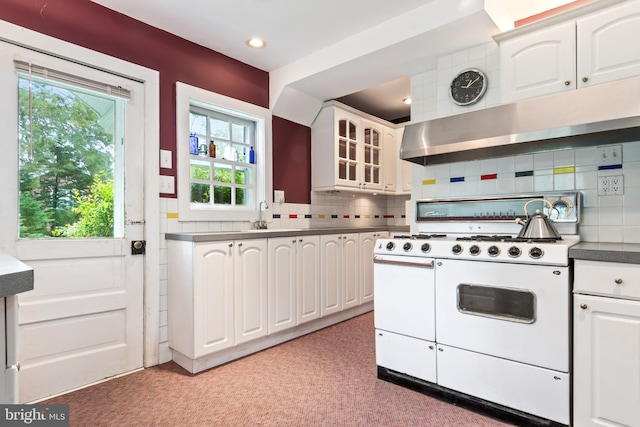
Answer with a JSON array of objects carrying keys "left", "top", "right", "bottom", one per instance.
[{"left": 401, "top": 77, "right": 640, "bottom": 165}]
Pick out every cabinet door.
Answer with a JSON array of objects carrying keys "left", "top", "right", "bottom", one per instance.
[
  {"left": 342, "top": 233, "right": 360, "bottom": 310},
  {"left": 361, "top": 120, "right": 383, "bottom": 191},
  {"left": 194, "top": 242, "right": 235, "bottom": 357},
  {"left": 500, "top": 21, "right": 576, "bottom": 103},
  {"left": 359, "top": 232, "right": 376, "bottom": 304},
  {"left": 382, "top": 127, "right": 396, "bottom": 193},
  {"left": 320, "top": 234, "right": 342, "bottom": 316},
  {"left": 297, "top": 235, "right": 321, "bottom": 325},
  {"left": 574, "top": 294, "right": 640, "bottom": 427},
  {"left": 335, "top": 111, "right": 361, "bottom": 188},
  {"left": 268, "top": 237, "right": 297, "bottom": 334},
  {"left": 234, "top": 239, "right": 268, "bottom": 344},
  {"left": 577, "top": 1, "right": 640, "bottom": 88}
]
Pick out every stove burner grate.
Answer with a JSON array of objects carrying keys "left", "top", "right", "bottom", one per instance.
[
  {"left": 455, "top": 235, "right": 563, "bottom": 243},
  {"left": 393, "top": 234, "right": 447, "bottom": 240}
]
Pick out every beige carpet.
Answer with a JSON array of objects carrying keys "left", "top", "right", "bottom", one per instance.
[{"left": 43, "top": 312, "right": 514, "bottom": 426}]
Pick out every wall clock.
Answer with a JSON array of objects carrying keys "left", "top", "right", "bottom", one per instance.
[{"left": 450, "top": 68, "right": 487, "bottom": 106}]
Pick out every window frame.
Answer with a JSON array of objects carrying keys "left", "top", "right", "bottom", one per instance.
[{"left": 176, "top": 82, "right": 272, "bottom": 222}]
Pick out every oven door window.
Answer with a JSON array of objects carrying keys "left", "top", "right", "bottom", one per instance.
[{"left": 457, "top": 284, "right": 536, "bottom": 324}]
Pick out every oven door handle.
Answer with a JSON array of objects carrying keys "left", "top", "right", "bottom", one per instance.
[{"left": 373, "top": 255, "right": 434, "bottom": 269}]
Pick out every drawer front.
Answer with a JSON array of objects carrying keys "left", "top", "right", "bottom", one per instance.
[{"left": 574, "top": 260, "right": 640, "bottom": 300}]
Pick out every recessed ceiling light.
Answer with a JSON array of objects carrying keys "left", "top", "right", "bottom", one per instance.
[
  {"left": 403, "top": 98, "right": 412, "bottom": 105},
  {"left": 246, "top": 38, "right": 266, "bottom": 49}
]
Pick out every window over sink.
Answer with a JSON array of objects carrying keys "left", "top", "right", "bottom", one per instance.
[{"left": 176, "top": 82, "right": 272, "bottom": 222}]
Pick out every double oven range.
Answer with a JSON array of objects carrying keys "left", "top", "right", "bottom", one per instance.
[{"left": 374, "top": 192, "right": 581, "bottom": 427}]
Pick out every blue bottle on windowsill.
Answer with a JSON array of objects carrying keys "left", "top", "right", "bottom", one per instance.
[
  {"left": 189, "top": 133, "right": 198, "bottom": 155},
  {"left": 249, "top": 146, "right": 255, "bottom": 164}
]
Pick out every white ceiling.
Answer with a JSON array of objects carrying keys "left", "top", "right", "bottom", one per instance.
[{"left": 91, "top": 0, "right": 576, "bottom": 123}]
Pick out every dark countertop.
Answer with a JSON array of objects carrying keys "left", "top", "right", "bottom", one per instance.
[
  {"left": 570, "top": 242, "right": 640, "bottom": 264},
  {"left": 0, "top": 252, "right": 34, "bottom": 298},
  {"left": 166, "top": 226, "right": 408, "bottom": 242}
]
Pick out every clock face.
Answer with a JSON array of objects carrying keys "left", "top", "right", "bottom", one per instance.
[{"left": 450, "top": 69, "right": 487, "bottom": 106}]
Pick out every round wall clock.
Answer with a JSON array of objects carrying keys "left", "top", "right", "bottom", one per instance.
[{"left": 450, "top": 68, "right": 487, "bottom": 106}]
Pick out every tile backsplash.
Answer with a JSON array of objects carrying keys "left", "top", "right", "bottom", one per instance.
[{"left": 410, "top": 142, "right": 640, "bottom": 243}]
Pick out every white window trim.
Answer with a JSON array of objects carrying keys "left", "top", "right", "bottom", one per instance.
[{"left": 176, "top": 82, "right": 272, "bottom": 222}]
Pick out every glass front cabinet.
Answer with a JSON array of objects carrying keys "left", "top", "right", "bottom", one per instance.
[{"left": 311, "top": 102, "right": 391, "bottom": 193}]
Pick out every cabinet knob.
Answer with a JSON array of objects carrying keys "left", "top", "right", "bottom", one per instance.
[
  {"left": 228, "top": 243, "right": 233, "bottom": 248},
  {"left": 615, "top": 278, "right": 623, "bottom": 285},
  {"left": 238, "top": 243, "right": 243, "bottom": 247},
  {"left": 582, "top": 76, "right": 589, "bottom": 83},
  {"left": 580, "top": 303, "right": 588, "bottom": 310},
  {"left": 564, "top": 80, "right": 571, "bottom": 86},
  {"left": 292, "top": 239, "right": 297, "bottom": 243}
]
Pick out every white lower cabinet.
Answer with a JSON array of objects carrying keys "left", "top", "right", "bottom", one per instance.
[
  {"left": 573, "top": 294, "right": 640, "bottom": 427},
  {"left": 320, "top": 234, "right": 359, "bottom": 316},
  {"left": 268, "top": 236, "right": 320, "bottom": 334},
  {"left": 168, "top": 239, "right": 267, "bottom": 358},
  {"left": 169, "top": 230, "right": 379, "bottom": 373}
]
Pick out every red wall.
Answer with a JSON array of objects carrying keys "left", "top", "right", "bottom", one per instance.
[
  {"left": 272, "top": 117, "right": 312, "bottom": 204},
  {"left": 0, "top": 0, "right": 314, "bottom": 200}
]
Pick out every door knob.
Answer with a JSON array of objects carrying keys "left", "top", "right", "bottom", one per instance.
[
  {"left": 580, "top": 303, "right": 588, "bottom": 310},
  {"left": 131, "top": 240, "right": 146, "bottom": 255}
]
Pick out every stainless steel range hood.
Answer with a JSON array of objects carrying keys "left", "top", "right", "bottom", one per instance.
[{"left": 401, "top": 77, "right": 640, "bottom": 165}]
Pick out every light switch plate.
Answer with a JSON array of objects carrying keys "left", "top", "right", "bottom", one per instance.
[
  {"left": 274, "top": 190, "right": 285, "bottom": 204},
  {"left": 160, "top": 149, "right": 172, "bottom": 169},
  {"left": 160, "top": 175, "right": 175, "bottom": 194},
  {"left": 597, "top": 145, "right": 622, "bottom": 166}
]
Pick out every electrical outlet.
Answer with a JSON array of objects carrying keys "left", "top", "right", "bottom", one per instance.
[
  {"left": 611, "top": 175, "right": 624, "bottom": 195},
  {"left": 598, "top": 175, "right": 624, "bottom": 195},
  {"left": 598, "top": 177, "right": 610, "bottom": 195}
]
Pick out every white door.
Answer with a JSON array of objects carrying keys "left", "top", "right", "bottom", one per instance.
[
  {"left": 0, "top": 43, "right": 145, "bottom": 402},
  {"left": 342, "top": 234, "right": 360, "bottom": 309},
  {"left": 320, "top": 235, "right": 342, "bottom": 316}
]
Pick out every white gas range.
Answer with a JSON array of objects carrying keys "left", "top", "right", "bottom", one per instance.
[{"left": 374, "top": 192, "right": 581, "bottom": 427}]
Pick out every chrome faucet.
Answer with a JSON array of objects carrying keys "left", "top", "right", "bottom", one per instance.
[{"left": 255, "top": 200, "right": 269, "bottom": 229}]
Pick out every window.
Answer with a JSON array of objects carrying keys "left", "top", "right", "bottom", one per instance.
[
  {"left": 16, "top": 62, "right": 127, "bottom": 239},
  {"left": 176, "top": 82, "right": 271, "bottom": 222},
  {"left": 189, "top": 107, "right": 255, "bottom": 207}
]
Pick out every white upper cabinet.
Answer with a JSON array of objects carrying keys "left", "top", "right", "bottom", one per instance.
[
  {"left": 500, "top": 22, "right": 576, "bottom": 103},
  {"left": 311, "top": 101, "right": 406, "bottom": 194},
  {"left": 499, "top": 0, "right": 640, "bottom": 103},
  {"left": 577, "top": 0, "right": 640, "bottom": 88}
]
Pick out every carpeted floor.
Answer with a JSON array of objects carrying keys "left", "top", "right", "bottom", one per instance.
[{"left": 43, "top": 312, "right": 515, "bottom": 426}]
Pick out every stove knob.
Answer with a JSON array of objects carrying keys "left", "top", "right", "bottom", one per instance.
[
  {"left": 403, "top": 242, "right": 413, "bottom": 252},
  {"left": 421, "top": 243, "right": 431, "bottom": 253},
  {"left": 469, "top": 245, "right": 481, "bottom": 256},
  {"left": 508, "top": 246, "right": 522, "bottom": 258},
  {"left": 488, "top": 245, "right": 500, "bottom": 257},
  {"left": 529, "top": 247, "right": 544, "bottom": 259},
  {"left": 452, "top": 244, "right": 463, "bottom": 255},
  {"left": 385, "top": 242, "right": 395, "bottom": 251}
]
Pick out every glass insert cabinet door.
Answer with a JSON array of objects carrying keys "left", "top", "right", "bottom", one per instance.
[
  {"left": 363, "top": 126, "right": 381, "bottom": 186},
  {"left": 337, "top": 119, "right": 358, "bottom": 182}
]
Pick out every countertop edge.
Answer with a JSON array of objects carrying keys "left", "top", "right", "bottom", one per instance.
[
  {"left": 570, "top": 242, "right": 640, "bottom": 264},
  {"left": 166, "top": 227, "right": 407, "bottom": 242},
  {"left": 0, "top": 252, "right": 35, "bottom": 298}
]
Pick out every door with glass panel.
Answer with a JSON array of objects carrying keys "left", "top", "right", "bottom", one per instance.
[{"left": 0, "top": 43, "right": 144, "bottom": 402}]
